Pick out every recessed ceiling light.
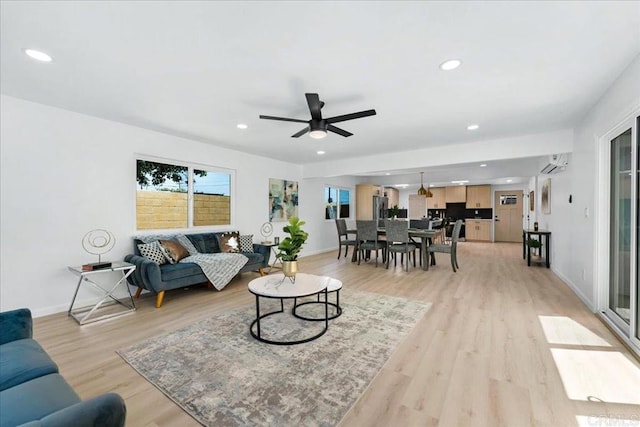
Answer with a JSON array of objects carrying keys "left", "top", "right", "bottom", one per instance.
[
  {"left": 467, "top": 124, "right": 479, "bottom": 130},
  {"left": 451, "top": 180, "right": 469, "bottom": 184},
  {"left": 317, "top": 151, "right": 325, "bottom": 155},
  {"left": 236, "top": 123, "right": 248, "bottom": 129},
  {"left": 23, "top": 48, "right": 53, "bottom": 62},
  {"left": 507, "top": 179, "right": 513, "bottom": 183},
  {"left": 395, "top": 184, "right": 409, "bottom": 188},
  {"left": 440, "top": 59, "right": 461, "bottom": 71},
  {"left": 385, "top": 173, "right": 391, "bottom": 176},
  {"left": 480, "top": 163, "right": 487, "bottom": 167},
  {"left": 429, "top": 184, "right": 434, "bottom": 187}
]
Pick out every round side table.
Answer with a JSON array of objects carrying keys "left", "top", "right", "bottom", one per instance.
[{"left": 292, "top": 277, "right": 343, "bottom": 321}]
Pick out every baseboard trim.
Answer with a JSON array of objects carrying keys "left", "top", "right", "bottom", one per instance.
[{"left": 551, "top": 266, "right": 595, "bottom": 312}]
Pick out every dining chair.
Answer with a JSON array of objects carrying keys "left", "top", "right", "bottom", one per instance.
[
  {"left": 384, "top": 220, "right": 417, "bottom": 272},
  {"left": 335, "top": 219, "right": 357, "bottom": 260},
  {"left": 426, "top": 219, "right": 463, "bottom": 272},
  {"left": 356, "top": 220, "right": 385, "bottom": 267}
]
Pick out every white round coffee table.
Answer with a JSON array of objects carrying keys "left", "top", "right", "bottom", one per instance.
[
  {"left": 248, "top": 273, "right": 338, "bottom": 345},
  {"left": 292, "top": 276, "right": 343, "bottom": 321}
]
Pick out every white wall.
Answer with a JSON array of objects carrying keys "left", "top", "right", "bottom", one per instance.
[
  {"left": 0, "top": 95, "right": 305, "bottom": 316},
  {"left": 304, "top": 129, "right": 574, "bottom": 178},
  {"left": 552, "top": 54, "right": 640, "bottom": 309},
  {"left": 298, "top": 176, "right": 362, "bottom": 257}
]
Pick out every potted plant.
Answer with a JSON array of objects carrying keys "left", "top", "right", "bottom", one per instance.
[
  {"left": 527, "top": 238, "right": 542, "bottom": 255},
  {"left": 389, "top": 204, "right": 400, "bottom": 219},
  {"left": 276, "top": 217, "right": 309, "bottom": 277}
]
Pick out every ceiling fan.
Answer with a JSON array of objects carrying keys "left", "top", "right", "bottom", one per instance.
[{"left": 259, "top": 93, "right": 376, "bottom": 139}]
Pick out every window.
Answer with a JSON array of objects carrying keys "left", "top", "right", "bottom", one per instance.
[
  {"left": 136, "top": 159, "right": 233, "bottom": 230},
  {"left": 324, "top": 186, "right": 351, "bottom": 219},
  {"left": 499, "top": 194, "right": 518, "bottom": 205}
]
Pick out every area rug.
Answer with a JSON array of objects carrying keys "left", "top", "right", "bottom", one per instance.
[{"left": 117, "top": 288, "right": 430, "bottom": 426}]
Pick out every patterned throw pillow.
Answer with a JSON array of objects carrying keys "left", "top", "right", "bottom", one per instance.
[
  {"left": 137, "top": 241, "right": 167, "bottom": 265},
  {"left": 159, "top": 240, "right": 190, "bottom": 264},
  {"left": 239, "top": 234, "right": 254, "bottom": 253},
  {"left": 217, "top": 232, "right": 240, "bottom": 253}
]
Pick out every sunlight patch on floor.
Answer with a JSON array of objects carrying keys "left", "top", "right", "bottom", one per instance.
[
  {"left": 539, "top": 316, "right": 611, "bottom": 347},
  {"left": 551, "top": 348, "right": 640, "bottom": 405}
]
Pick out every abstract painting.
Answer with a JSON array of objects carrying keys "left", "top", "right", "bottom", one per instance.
[
  {"left": 269, "top": 178, "right": 298, "bottom": 222},
  {"left": 541, "top": 179, "right": 551, "bottom": 214}
]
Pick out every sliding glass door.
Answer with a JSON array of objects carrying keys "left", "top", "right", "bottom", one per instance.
[
  {"left": 609, "top": 128, "right": 632, "bottom": 327},
  {"left": 605, "top": 115, "right": 639, "bottom": 349},
  {"left": 636, "top": 116, "right": 640, "bottom": 343}
]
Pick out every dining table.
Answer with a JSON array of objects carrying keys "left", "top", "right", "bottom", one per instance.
[{"left": 350, "top": 227, "right": 439, "bottom": 271}]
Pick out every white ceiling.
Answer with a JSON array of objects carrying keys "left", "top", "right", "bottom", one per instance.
[{"left": 2, "top": 1, "right": 639, "bottom": 186}]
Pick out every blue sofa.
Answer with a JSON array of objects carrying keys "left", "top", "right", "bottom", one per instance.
[
  {"left": 124, "top": 231, "right": 271, "bottom": 308},
  {"left": 0, "top": 308, "right": 126, "bottom": 427}
]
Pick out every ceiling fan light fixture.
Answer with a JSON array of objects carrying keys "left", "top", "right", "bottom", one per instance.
[{"left": 309, "top": 130, "right": 327, "bottom": 139}]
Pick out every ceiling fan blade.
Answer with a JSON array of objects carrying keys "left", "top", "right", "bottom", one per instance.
[
  {"left": 305, "top": 93, "right": 323, "bottom": 121},
  {"left": 327, "top": 124, "right": 353, "bottom": 137},
  {"left": 325, "top": 109, "right": 377, "bottom": 124},
  {"left": 259, "top": 115, "right": 308, "bottom": 124},
  {"left": 291, "top": 127, "right": 310, "bottom": 138}
]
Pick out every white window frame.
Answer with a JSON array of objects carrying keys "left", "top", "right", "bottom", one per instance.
[
  {"left": 324, "top": 185, "right": 352, "bottom": 220},
  {"left": 135, "top": 155, "right": 236, "bottom": 231}
]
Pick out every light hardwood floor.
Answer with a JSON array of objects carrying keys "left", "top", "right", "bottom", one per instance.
[{"left": 33, "top": 242, "right": 640, "bottom": 426}]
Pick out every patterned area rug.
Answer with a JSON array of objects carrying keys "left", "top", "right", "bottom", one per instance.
[{"left": 117, "top": 288, "right": 431, "bottom": 426}]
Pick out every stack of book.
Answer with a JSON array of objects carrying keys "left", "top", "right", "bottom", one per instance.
[{"left": 81, "top": 262, "right": 112, "bottom": 271}]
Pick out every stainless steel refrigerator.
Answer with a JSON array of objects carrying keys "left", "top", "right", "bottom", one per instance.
[{"left": 373, "top": 195, "right": 389, "bottom": 220}]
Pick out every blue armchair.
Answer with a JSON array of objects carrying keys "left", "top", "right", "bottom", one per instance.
[{"left": 0, "top": 308, "right": 126, "bottom": 427}]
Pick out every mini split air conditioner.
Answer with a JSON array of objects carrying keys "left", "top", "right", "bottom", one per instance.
[{"left": 540, "top": 153, "right": 568, "bottom": 174}]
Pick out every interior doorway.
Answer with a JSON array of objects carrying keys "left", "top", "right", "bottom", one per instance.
[{"left": 494, "top": 190, "right": 523, "bottom": 242}]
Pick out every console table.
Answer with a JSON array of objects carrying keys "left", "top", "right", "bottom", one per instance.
[{"left": 522, "top": 229, "right": 551, "bottom": 268}]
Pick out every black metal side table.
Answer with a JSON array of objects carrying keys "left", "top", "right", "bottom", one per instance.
[{"left": 523, "top": 229, "right": 551, "bottom": 268}]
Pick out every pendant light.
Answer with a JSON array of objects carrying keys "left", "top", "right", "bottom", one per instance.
[{"left": 417, "top": 172, "right": 433, "bottom": 198}]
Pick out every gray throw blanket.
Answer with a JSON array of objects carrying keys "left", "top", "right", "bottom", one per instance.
[{"left": 179, "top": 253, "right": 248, "bottom": 291}]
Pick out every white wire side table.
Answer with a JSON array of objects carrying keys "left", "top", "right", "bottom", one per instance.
[{"left": 67, "top": 261, "right": 136, "bottom": 325}]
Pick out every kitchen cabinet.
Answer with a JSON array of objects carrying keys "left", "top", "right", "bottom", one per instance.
[
  {"left": 427, "top": 187, "right": 446, "bottom": 209},
  {"left": 356, "top": 184, "right": 384, "bottom": 220},
  {"left": 466, "top": 219, "right": 491, "bottom": 241},
  {"left": 384, "top": 187, "right": 399, "bottom": 209},
  {"left": 466, "top": 185, "right": 492, "bottom": 208},
  {"left": 408, "top": 194, "right": 427, "bottom": 219},
  {"left": 446, "top": 185, "right": 467, "bottom": 203}
]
